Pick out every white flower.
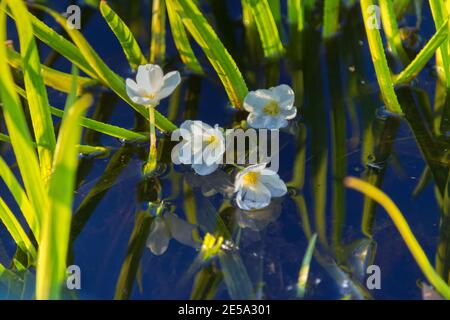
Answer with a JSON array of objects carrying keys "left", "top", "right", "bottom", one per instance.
[
  {"left": 126, "top": 64, "right": 181, "bottom": 106},
  {"left": 146, "top": 212, "right": 197, "bottom": 255},
  {"left": 172, "top": 120, "right": 225, "bottom": 176},
  {"left": 243, "top": 84, "right": 297, "bottom": 129},
  {"left": 234, "top": 163, "right": 287, "bottom": 210}
]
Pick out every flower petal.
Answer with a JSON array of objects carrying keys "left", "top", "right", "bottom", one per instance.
[
  {"left": 164, "top": 213, "right": 198, "bottom": 248},
  {"left": 247, "top": 113, "right": 287, "bottom": 129},
  {"left": 146, "top": 217, "right": 171, "bottom": 255},
  {"left": 247, "top": 113, "right": 272, "bottom": 129},
  {"left": 126, "top": 78, "right": 142, "bottom": 99},
  {"left": 137, "top": 64, "right": 164, "bottom": 94},
  {"left": 281, "top": 105, "right": 297, "bottom": 120},
  {"left": 234, "top": 163, "right": 267, "bottom": 191},
  {"left": 260, "top": 172, "right": 287, "bottom": 197},
  {"left": 271, "top": 84, "right": 294, "bottom": 109},
  {"left": 203, "top": 137, "right": 225, "bottom": 165},
  {"left": 243, "top": 89, "right": 274, "bottom": 113},
  {"left": 126, "top": 79, "right": 153, "bottom": 105},
  {"left": 236, "top": 183, "right": 272, "bottom": 210},
  {"left": 156, "top": 71, "right": 181, "bottom": 101},
  {"left": 236, "top": 183, "right": 270, "bottom": 210}
]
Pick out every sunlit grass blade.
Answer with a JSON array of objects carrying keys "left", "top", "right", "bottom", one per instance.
[
  {"left": 323, "top": 0, "right": 340, "bottom": 38},
  {"left": 53, "top": 106, "right": 146, "bottom": 141},
  {"left": 287, "top": 0, "right": 304, "bottom": 31},
  {"left": 166, "top": 0, "right": 203, "bottom": 73},
  {"left": 429, "top": 0, "right": 450, "bottom": 87},
  {"left": 4, "top": 7, "right": 97, "bottom": 78},
  {"left": 394, "top": 20, "right": 448, "bottom": 84},
  {"left": 76, "top": 145, "right": 109, "bottom": 156},
  {"left": 394, "top": 0, "right": 411, "bottom": 18},
  {"left": 360, "top": 0, "right": 402, "bottom": 114},
  {"left": 242, "top": 0, "right": 284, "bottom": 59},
  {"left": 241, "top": 0, "right": 263, "bottom": 64},
  {"left": 7, "top": 46, "right": 97, "bottom": 94},
  {"left": 99, "top": 0, "right": 147, "bottom": 71},
  {"left": 36, "top": 93, "right": 93, "bottom": 300},
  {"left": 0, "top": 4, "right": 48, "bottom": 237},
  {"left": 7, "top": 0, "right": 56, "bottom": 183},
  {"left": 15, "top": 85, "right": 146, "bottom": 141},
  {"left": 169, "top": 0, "right": 248, "bottom": 108},
  {"left": 150, "top": 0, "right": 166, "bottom": 64},
  {"left": 344, "top": 176, "right": 450, "bottom": 300},
  {"left": 379, "top": 0, "right": 409, "bottom": 65},
  {"left": 0, "top": 198, "right": 37, "bottom": 262},
  {"left": 0, "top": 156, "right": 39, "bottom": 241},
  {"left": 297, "top": 233, "right": 317, "bottom": 298},
  {"left": 268, "top": 0, "right": 281, "bottom": 25},
  {"left": 35, "top": 6, "right": 176, "bottom": 132},
  {"left": 0, "top": 130, "right": 106, "bottom": 156}
]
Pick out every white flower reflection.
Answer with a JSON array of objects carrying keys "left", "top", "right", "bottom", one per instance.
[
  {"left": 234, "top": 163, "right": 287, "bottom": 210},
  {"left": 243, "top": 84, "right": 297, "bottom": 129},
  {"left": 184, "top": 169, "right": 234, "bottom": 197},
  {"left": 126, "top": 64, "right": 181, "bottom": 106},
  {"left": 235, "top": 200, "right": 282, "bottom": 231},
  {"left": 172, "top": 120, "right": 225, "bottom": 175},
  {"left": 146, "top": 212, "right": 197, "bottom": 255}
]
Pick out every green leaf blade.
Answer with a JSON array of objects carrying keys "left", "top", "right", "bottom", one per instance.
[
  {"left": 100, "top": 1, "right": 147, "bottom": 71},
  {"left": 36, "top": 94, "right": 93, "bottom": 300},
  {"left": 0, "top": 2, "right": 48, "bottom": 238},
  {"left": 7, "top": 0, "right": 56, "bottom": 183},
  {"left": 166, "top": 0, "right": 203, "bottom": 73},
  {"left": 170, "top": 0, "right": 248, "bottom": 108},
  {"left": 243, "top": 0, "right": 284, "bottom": 58}
]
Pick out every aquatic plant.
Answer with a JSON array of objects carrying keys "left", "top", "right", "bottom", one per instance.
[
  {"left": 146, "top": 212, "right": 198, "bottom": 255},
  {"left": 126, "top": 64, "right": 181, "bottom": 174},
  {"left": 172, "top": 120, "right": 225, "bottom": 175},
  {"left": 233, "top": 163, "right": 287, "bottom": 211},
  {"left": 243, "top": 84, "right": 297, "bottom": 129},
  {"left": 345, "top": 177, "right": 450, "bottom": 300}
]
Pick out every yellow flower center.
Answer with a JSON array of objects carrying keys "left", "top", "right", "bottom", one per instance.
[
  {"left": 145, "top": 92, "right": 156, "bottom": 99},
  {"left": 263, "top": 100, "right": 280, "bottom": 116},
  {"left": 206, "top": 134, "right": 216, "bottom": 144},
  {"left": 242, "top": 172, "right": 260, "bottom": 186}
]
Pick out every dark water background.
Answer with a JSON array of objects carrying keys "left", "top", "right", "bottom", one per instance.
[{"left": 0, "top": 0, "right": 448, "bottom": 299}]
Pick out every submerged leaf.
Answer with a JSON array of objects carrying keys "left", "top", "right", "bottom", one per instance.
[{"left": 100, "top": 1, "right": 147, "bottom": 71}]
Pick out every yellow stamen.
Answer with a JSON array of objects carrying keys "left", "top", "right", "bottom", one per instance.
[
  {"left": 206, "top": 135, "right": 216, "bottom": 144},
  {"left": 242, "top": 172, "right": 260, "bottom": 186},
  {"left": 145, "top": 92, "right": 156, "bottom": 99},
  {"left": 263, "top": 100, "right": 280, "bottom": 116}
]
